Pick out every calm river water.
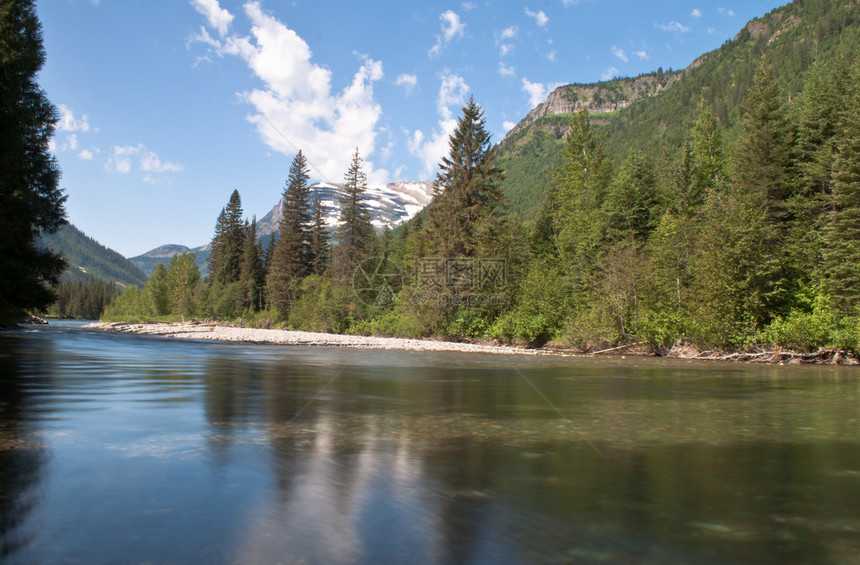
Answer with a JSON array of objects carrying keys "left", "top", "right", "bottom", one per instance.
[{"left": 2, "top": 321, "right": 860, "bottom": 564}]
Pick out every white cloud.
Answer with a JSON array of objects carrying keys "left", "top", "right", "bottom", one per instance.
[
  {"left": 106, "top": 144, "right": 183, "bottom": 177},
  {"left": 193, "top": 1, "right": 388, "bottom": 183},
  {"left": 57, "top": 104, "right": 91, "bottom": 133},
  {"left": 408, "top": 71, "right": 469, "bottom": 177},
  {"left": 63, "top": 134, "right": 79, "bottom": 151},
  {"left": 190, "top": 0, "right": 234, "bottom": 37},
  {"left": 503, "top": 121, "right": 517, "bottom": 132},
  {"left": 78, "top": 149, "right": 95, "bottom": 161},
  {"left": 524, "top": 8, "right": 549, "bottom": 27},
  {"left": 601, "top": 66, "right": 619, "bottom": 81},
  {"left": 498, "top": 62, "right": 516, "bottom": 77},
  {"left": 546, "top": 50, "right": 557, "bottom": 61},
  {"left": 460, "top": 2, "right": 477, "bottom": 10},
  {"left": 396, "top": 73, "right": 418, "bottom": 95},
  {"left": 635, "top": 49, "right": 650, "bottom": 59},
  {"left": 521, "top": 78, "right": 547, "bottom": 108},
  {"left": 691, "top": 8, "right": 703, "bottom": 18},
  {"left": 719, "top": 7, "right": 735, "bottom": 16},
  {"left": 656, "top": 21, "right": 691, "bottom": 32},
  {"left": 611, "top": 45, "right": 628, "bottom": 63},
  {"left": 495, "top": 26, "right": 517, "bottom": 57},
  {"left": 429, "top": 10, "right": 465, "bottom": 57}
]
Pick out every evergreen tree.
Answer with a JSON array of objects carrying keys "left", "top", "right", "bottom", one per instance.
[
  {"left": 308, "top": 194, "right": 329, "bottom": 275},
  {"left": 426, "top": 96, "right": 505, "bottom": 258},
  {"left": 334, "top": 148, "right": 373, "bottom": 280},
  {"left": 239, "top": 217, "right": 265, "bottom": 312},
  {"left": 146, "top": 262, "right": 170, "bottom": 316},
  {"left": 166, "top": 252, "right": 200, "bottom": 317},
  {"left": 823, "top": 75, "right": 860, "bottom": 310},
  {"left": 208, "top": 190, "right": 245, "bottom": 285},
  {"left": 268, "top": 150, "right": 313, "bottom": 315},
  {"left": 605, "top": 151, "right": 657, "bottom": 245},
  {"left": 0, "top": 0, "right": 67, "bottom": 324},
  {"left": 551, "top": 109, "right": 612, "bottom": 289},
  {"left": 734, "top": 57, "right": 794, "bottom": 230},
  {"left": 690, "top": 99, "right": 726, "bottom": 204}
]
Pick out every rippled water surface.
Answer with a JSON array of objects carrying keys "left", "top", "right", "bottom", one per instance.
[{"left": 2, "top": 321, "right": 860, "bottom": 564}]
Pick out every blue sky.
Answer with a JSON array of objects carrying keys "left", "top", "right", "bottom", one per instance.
[{"left": 37, "top": 0, "right": 787, "bottom": 257}]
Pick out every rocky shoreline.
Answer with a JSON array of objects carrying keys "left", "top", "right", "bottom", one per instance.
[{"left": 82, "top": 321, "right": 859, "bottom": 364}]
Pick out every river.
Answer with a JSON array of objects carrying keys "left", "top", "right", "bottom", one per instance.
[{"left": 1, "top": 321, "right": 859, "bottom": 564}]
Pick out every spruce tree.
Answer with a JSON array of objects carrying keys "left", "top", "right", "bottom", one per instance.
[
  {"left": 268, "top": 150, "right": 313, "bottom": 315},
  {"left": 690, "top": 99, "right": 726, "bottom": 204},
  {"left": 823, "top": 76, "right": 860, "bottom": 311},
  {"left": 239, "top": 217, "right": 265, "bottom": 312},
  {"left": 734, "top": 57, "right": 794, "bottom": 230},
  {"left": 334, "top": 148, "right": 373, "bottom": 280},
  {"left": 0, "top": 0, "right": 67, "bottom": 323},
  {"left": 208, "top": 190, "right": 245, "bottom": 285},
  {"left": 426, "top": 96, "right": 504, "bottom": 258},
  {"left": 308, "top": 194, "right": 329, "bottom": 275}
]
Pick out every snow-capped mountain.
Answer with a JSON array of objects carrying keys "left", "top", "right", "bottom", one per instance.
[{"left": 257, "top": 181, "right": 434, "bottom": 237}]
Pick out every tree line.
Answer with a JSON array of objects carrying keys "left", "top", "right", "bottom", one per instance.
[{"left": 106, "top": 57, "right": 860, "bottom": 354}]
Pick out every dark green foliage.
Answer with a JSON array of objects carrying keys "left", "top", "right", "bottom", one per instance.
[
  {"left": 333, "top": 148, "right": 373, "bottom": 280},
  {"left": 48, "top": 276, "right": 119, "bottom": 320},
  {"left": 0, "top": 0, "right": 67, "bottom": 324},
  {"left": 308, "top": 195, "right": 329, "bottom": 275},
  {"left": 208, "top": 190, "right": 245, "bottom": 285},
  {"left": 426, "top": 96, "right": 505, "bottom": 259},
  {"left": 239, "top": 217, "right": 265, "bottom": 312},
  {"left": 823, "top": 71, "right": 860, "bottom": 310}
]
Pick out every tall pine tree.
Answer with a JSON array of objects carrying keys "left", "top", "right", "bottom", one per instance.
[
  {"left": 208, "top": 190, "right": 245, "bottom": 285},
  {"left": 239, "top": 217, "right": 265, "bottom": 312},
  {"left": 334, "top": 148, "right": 373, "bottom": 280},
  {"left": 0, "top": 0, "right": 67, "bottom": 323},
  {"left": 426, "top": 96, "right": 504, "bottom": 259},
  {"left": 268, "top": 150, "right": 313, "bottom": 315},
  {"left": 308, "top": 195, "right": 329, "bottom": 275}
]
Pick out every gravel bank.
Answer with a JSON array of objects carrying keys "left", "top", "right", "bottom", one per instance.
[{"left": 84, "top": 322, "right": 541, "bottom": 355}]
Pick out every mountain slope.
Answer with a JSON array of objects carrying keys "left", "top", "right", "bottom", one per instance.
[
  {"left": 38, "top": 224, "right": 148, "bottom": 287},
  {"left": 497, "top": 0, "right": 860, "bottom": 219}
]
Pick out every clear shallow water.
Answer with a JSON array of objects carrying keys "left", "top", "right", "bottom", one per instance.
[{"left": 1, "top": 322, "right": 860, "bottom": 564}]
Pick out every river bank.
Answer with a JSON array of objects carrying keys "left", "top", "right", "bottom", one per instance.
[{"left": 82, "top": 321, "right": 859, "bottom": 364}]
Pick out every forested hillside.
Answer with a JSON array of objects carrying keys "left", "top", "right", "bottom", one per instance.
[
  {"left": 499, "top": 0, "right": 860, "bottom": 219},
  {"left": 38, "top": 224, "right": 147, "bottom": 287}
]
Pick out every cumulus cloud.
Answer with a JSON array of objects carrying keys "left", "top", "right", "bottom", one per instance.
[
  {"left": 498, "top": 62, "right": 515, "bottom": 77},
  {"left": 78, "top": 149, "right": 95, "bottom": 160},
  {"left": 524, "top": 8, "right": 549, "bottom": 27},
  {"left": 635, "top": 49, "right": 650, "bottom": 59},
  {"left": 503, "top": 121, "right": 517, "bottom": 132},
  {"left": 691, "top": 8, "right": 703, "bottom": 18},
  {"left": 396, "top": 73, "right": 418, "bottom": 95},
  {"left": 611, "top": 45, "right": 628, "bottom": 63},
  {"left": 656, "top": 21, "right": 691, "bottom": 32},
  {"left": 521, "top": 78, "right": 547, "bottom": 108},
  {"left": 601, "top": 66, "right": 619, "bottom": 81},
  {"left": 57, "top": 104, "right": 91, "bottom": 133},
  {"left": 429, "top": 10, "right": 465, "bottom": 58},
  {"left": 192, "top": 1, "right": 388, "bottom": 183},
  {"left": 190, "top": 0, "right": 233, "bottom": 36},
  {"left": 408, "top": 71, "right": 469, "bottom": 177},
  {"left": 719, "top": 7, "right": 735, "bottom": 16},
  {"left": 106, "top": 144, "right": 184, "bottom": 179}
]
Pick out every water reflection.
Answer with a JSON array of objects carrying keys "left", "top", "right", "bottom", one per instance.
[{"left": 1, "top": 324, "right": 860, "bottom": 563}]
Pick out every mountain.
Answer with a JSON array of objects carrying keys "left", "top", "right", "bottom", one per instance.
[
  {"left": 38, "top": 224, "right": 148, "bottom": 287},
  {"left": 497, "top": 0, "right": 860, "bottom": 219},
  {"left": 133, "top": 181, "right": 435, "bottom": 277}
]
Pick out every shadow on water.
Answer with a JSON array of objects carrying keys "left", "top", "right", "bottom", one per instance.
[{"left": 0, "top": 332, "right": 48, "bottom": 559}]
